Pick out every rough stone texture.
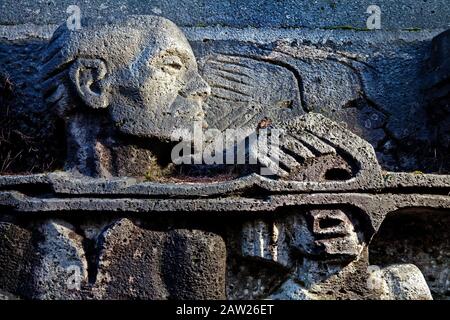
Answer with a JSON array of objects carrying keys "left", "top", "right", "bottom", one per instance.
[
  {"left": 0, "top": 39, "right": 65, "bottom": 174},
  {"left": 233, "top": 205, "right": 436, "bottom": 300},
  {"left": 1, "top": 1, "right": 450, "bottom": 30},
  {"left": 1, "top": 26, "right": 448, "bottom": 174},
  {"left": 94, "top": 218, "right": 227, "bottom": 300},
  {"left": 36, "top": 16, "right": 211, "bottom": 179},
  {"left": 374, "top": 264, "right": 433, "bottom": 300},
  {"left": 192, "top": 31, "right": 448, "bottom": 173},
  {"left": 30, "top": 220, "right": 88, "bottom": 299},
  {"left": 0, "top": 11, "right": 449, "bottom": 301},
  {"left": 0, "top": 221, "right": 36, "bottom": 298},
  {"left": 424, "top": 29, "right": 450, "bottom": 159},
  {"left": 0, "top": 289, "right": 19, "bottom": 300},
  {"left": 93, "top": 218, "right": 168, "bottom": 299},
  {"left": 267, "top": 255, "right": 375, "bottom": 300},
  {"left": 163, "top": 228, "right": 227, "bottom": 299},
  {"left": 370, "top": 209, "right": 450, "bottom": 300}
]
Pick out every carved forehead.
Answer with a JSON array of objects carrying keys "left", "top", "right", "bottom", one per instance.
[
  {"left": 43, "top": 15, "right": 192, "bottom": 72},
  {"left": 134, "top": 19, "right": 195, "bottom": 63},
  {"left": 122, "top": 15, "right": 192, "bottom": 53}
]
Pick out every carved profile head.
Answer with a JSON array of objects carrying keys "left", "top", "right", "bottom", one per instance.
[{"left": 41, "top": 15, "right": 210, "bottom": 142}]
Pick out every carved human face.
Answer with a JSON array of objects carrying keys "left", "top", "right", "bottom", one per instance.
[
  {"left": 291, "top": 209, "right": 364, "bottom": 261},
  {"left": 108, "top": 21, "right": 210, "bottom": 141}
]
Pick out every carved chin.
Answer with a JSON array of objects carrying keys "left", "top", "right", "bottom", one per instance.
[
  {"left": 313, "top": 236, "right": 363, "bottom": 260},
  {"left": 110, "top": 100, "right": 206, "bottom": 141}
]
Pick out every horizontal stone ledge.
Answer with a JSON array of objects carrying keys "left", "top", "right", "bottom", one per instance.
[
  {"left": 1, "top": 172, "right": 449, "bottom": 197},
  {"left": 0, "top": 0, "right": 449, "bottom": 30},
  {"left": 1, "top": 191, "right": 448, "bottom": 216},
  {"left": 0, "top": 24, "right": 446, "bottom": 43}
]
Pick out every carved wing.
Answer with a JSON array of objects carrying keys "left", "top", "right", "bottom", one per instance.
[{"left": 201, "top": 54, "right": 305, "bottom": 131}]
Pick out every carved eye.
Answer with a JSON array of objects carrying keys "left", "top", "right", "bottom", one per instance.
[{"left": 161, "top": 55, "right": 183, "bottom": 73}]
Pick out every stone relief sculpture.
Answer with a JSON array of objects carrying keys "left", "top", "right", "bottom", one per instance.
[
  {"left": 0, "top": 15, "right": 449, "bottom": 300},
  {"left": 239, "top": 208, "right": 432, "bottom": 300},
  {"left": 41, "top": 15, "right": 211, "bottom": 178}
]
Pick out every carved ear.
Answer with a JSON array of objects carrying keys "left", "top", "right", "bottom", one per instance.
[{"left": 69, "top": 58, "right": 109, "bottom": 109}]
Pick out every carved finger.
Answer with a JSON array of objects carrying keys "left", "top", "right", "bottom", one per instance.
[
  {"left": 281, "top": 134, "right": 316, "bottom": 160},
  {"left": 277, "top": 149, "right": 303, "bottom": 172},
  {"left": 205, "top": 67, "right": 252, "bottom": 86},
  {"left": 205, "top": 61, "right": 253, "bottom": 80},
  {"left": 289, "top": 131, "right": 336, "bottom": 155},
  {"left": 257, "top": 153, "right": 289, "bottom": 177},
  {"left": 211, "top": 55, "right": 255, "bottom": 69},
  {"left": 211, "top": 87, "right": 252, "bottom": 103}
]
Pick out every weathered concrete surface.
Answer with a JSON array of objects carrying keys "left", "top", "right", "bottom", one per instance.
[{"left": 0, "top": 0, "right": 450, "bottom": 30}]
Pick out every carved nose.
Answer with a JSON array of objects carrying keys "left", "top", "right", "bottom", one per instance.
[{"left": 182, "top": 73, "right": 211, "bottom": 99}]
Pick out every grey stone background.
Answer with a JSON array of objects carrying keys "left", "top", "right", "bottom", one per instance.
[{"left": 1, "top": 0, "right": 450, "bottom": 29}]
